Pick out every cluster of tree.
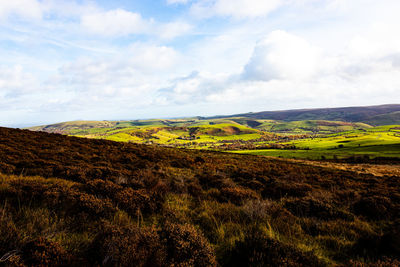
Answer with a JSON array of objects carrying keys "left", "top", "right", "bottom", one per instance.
[
  {"left": 217, "top": 142, "right": 297, "bottom": 151},
  {"left": 130, "top": 128, "right": 162, "bottom": 139}
]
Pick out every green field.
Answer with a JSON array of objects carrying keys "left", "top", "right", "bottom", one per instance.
[
  {"left": 234, "top": 126, "right": 400, "bottom": 159},
  {"left": 29, "top": 119, "right": 400, "bottom": 160}
]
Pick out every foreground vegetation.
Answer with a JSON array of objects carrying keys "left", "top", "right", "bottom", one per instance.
[{"left": 0, "top": 127, "right": 399, "bottom": 266}]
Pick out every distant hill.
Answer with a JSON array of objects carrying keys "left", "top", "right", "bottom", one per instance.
[
  {"left": 29, "top": 120, "right": 116, "bottom": 133},
  {"left": 219, "top": 104, "right": 400, "bottom": 125},
  {"left": 363, "top": 111, "right": 400, "bottom": 126}
]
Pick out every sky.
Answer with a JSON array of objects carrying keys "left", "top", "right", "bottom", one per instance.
[{"left": 1, "top": 0, "right": 400, "bottom": 127}]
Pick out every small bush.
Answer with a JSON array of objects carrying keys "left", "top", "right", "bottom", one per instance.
[
  {"left": 381, "top": 220, "right": 400, "bottom": 255},
  {"left": 225, "top": 227, "right": 325, "bottom": 267},
  {"left": 219, "top": 187, "right": 259, "bottom": 205},
  {"left": 353, "top": 196, "right": 394, "bottom": 220},
  {"left": 0, "top": 210, "right": 21, "bottom": 255},
  {"left": 161, "top": 223, "right": 217, "bottom": 267},
  {"left": 262, "top": 181, "right": 312, "bottom": 199},
  {"left": 353, "top": 220, "right": 400, "bottom": 259},
  {"left": 285, "top": 197, "right": 354, "bottom": 221},
  {"left": 89, "top": 224, "right": 165, "bottom": 267}
]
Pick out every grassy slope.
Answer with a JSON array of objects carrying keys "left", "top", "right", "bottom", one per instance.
[
  {"left": 364, "top": 111, "right": 400, "bottom": 126},
  {"left": 29, "top": 120, "right": 117, "bottom": 132},
  {"left": 30, "top": 119, "right": 265, "bottom": 145},
  {"left": 254, "top": 120, "right": 371, "bottom": 134},
  {"left": 235, "top": 126, "right": 400, "bottom": 159},
  {"left": 0, "top": 127, "right": 399, "bottom": 266}
]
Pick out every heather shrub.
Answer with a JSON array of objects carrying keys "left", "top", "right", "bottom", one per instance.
[
  {"left": 219, "top": 187, "right": 260, "bottom": 205},
  {"left": 161, "top": 223, "right": 217, "bottom": 267},
  {"left": 0, "top": 210, "right": 21, "bottom": 255},
  {"left": 380, "top": 220, "right": 400, "bottom": 255},
  {"left": 242, "top": 199, "right": 278, "bottom": 222},
  {"left": 89, "top": 224, "right": 166, "bottom": 267},
  {"left": 285, "top": 197, "right": 354, "bottom": 221},
  {"left": 161, "top": 194, "right": 192, "bottom": 224},
  {"left": 224, "top": 227, "right": 325, "bottom": 267},
  {"left": 262, "top": 180, "right": 312, "bottom": 199},
  {"left": 352, "top": 219, "right": 400, "bottom": 259},
  {"left": 353, "top": 196, "right": 394, "bottom": 220},
  {"left": 0, "top": 162, "right": 15, "bottom": 174},
  {"left": 20, "top": 237, "right": 73, "bottom": 267}
]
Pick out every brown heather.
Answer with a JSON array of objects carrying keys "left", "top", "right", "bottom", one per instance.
[{"left": 0, "top": 127, "right": 399, "bottom": 266}]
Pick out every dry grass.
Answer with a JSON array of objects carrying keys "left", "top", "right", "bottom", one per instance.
[{"left": 284, "top": 158, "right": 400, "bottom": 177}]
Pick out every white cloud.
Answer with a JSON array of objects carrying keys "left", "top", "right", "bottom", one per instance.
[
  {"left": 244, "top": 30, "right": 321, "bottom": 81},
  {"left": 0, "top": 0, "right": 42, "bottom": 21},
  {"left": 169, "top": 67, "right": 400, "bottom": 113},
  {"left": 167, "top": 0, "right": 189, "bottom": 4},
  {"left": 47, "top": 43, "right": 181, "bottom": 110},
  {"left": 81, "top": 9, "right": 151, "bottom": 36},
  {"left": 158, "top": 21, "right": 193, "bottom": 40},
  {"left": 81, "top": 8, "right": 192, "bottom": 39},
  {"left": 40, "top": 0, "right": 99, "bottom": 18},
  {"left": 158, "top": 25, "right": 400, "bottom": 110},
  {"left": 158, "top": 71, "right": 231, "bottom": 104},
  {"left": 0, "top": 65, "right": 38, "bottom": 96},
  {"left": 128, "top": 43, "right": 181, "bottom": 72},
  {"left": 347, "top": 23, "right": 400, "bottom": 60},
  {"left": 186, "top": 25, "right": 263, "bottom": 75},
  {"left": 191, "top": 0, "right": 284, "bottom": 19}
]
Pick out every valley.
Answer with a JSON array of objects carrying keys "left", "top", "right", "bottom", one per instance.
[{"left": 30, "top": 118, "right": 400, "bottom": 161}]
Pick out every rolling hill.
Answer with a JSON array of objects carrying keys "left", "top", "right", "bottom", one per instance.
[
  {"left": 0, "top": 127, "right": 399, "bottom": 266},
  {"left": 364, "top": 111, "right": 400, "bottom": 126},
  {"left": 27, "top": 104, "right": 400, "bottom": 161},
  {"left": 29, "top": 118, "right": 372, "bottom": 145},
  {"left": 219, "top": 104, "right": 400, "bottom": 125}
]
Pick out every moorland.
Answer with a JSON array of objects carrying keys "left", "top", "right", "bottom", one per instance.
[{"left": 0, "top": 104, "right": 399, "bottom": 266}]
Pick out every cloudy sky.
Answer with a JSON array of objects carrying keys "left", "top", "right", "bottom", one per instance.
[{"left": 1, "top": 0, "right": 400, "bottom": 127}]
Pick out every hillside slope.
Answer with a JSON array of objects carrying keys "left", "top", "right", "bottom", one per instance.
[
  {"left": 0, "top": 127, "right": 399, "bottom": 266},
  {"left": 364, "top": 111, "right": 400, "bottom": 126},
  {"left": 222, "top": 104, "right": 400, "bottom": 125}
]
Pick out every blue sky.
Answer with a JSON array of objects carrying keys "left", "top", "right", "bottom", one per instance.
[{"left": 1, "top": 0, "right": 400, "bottom": 127}]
